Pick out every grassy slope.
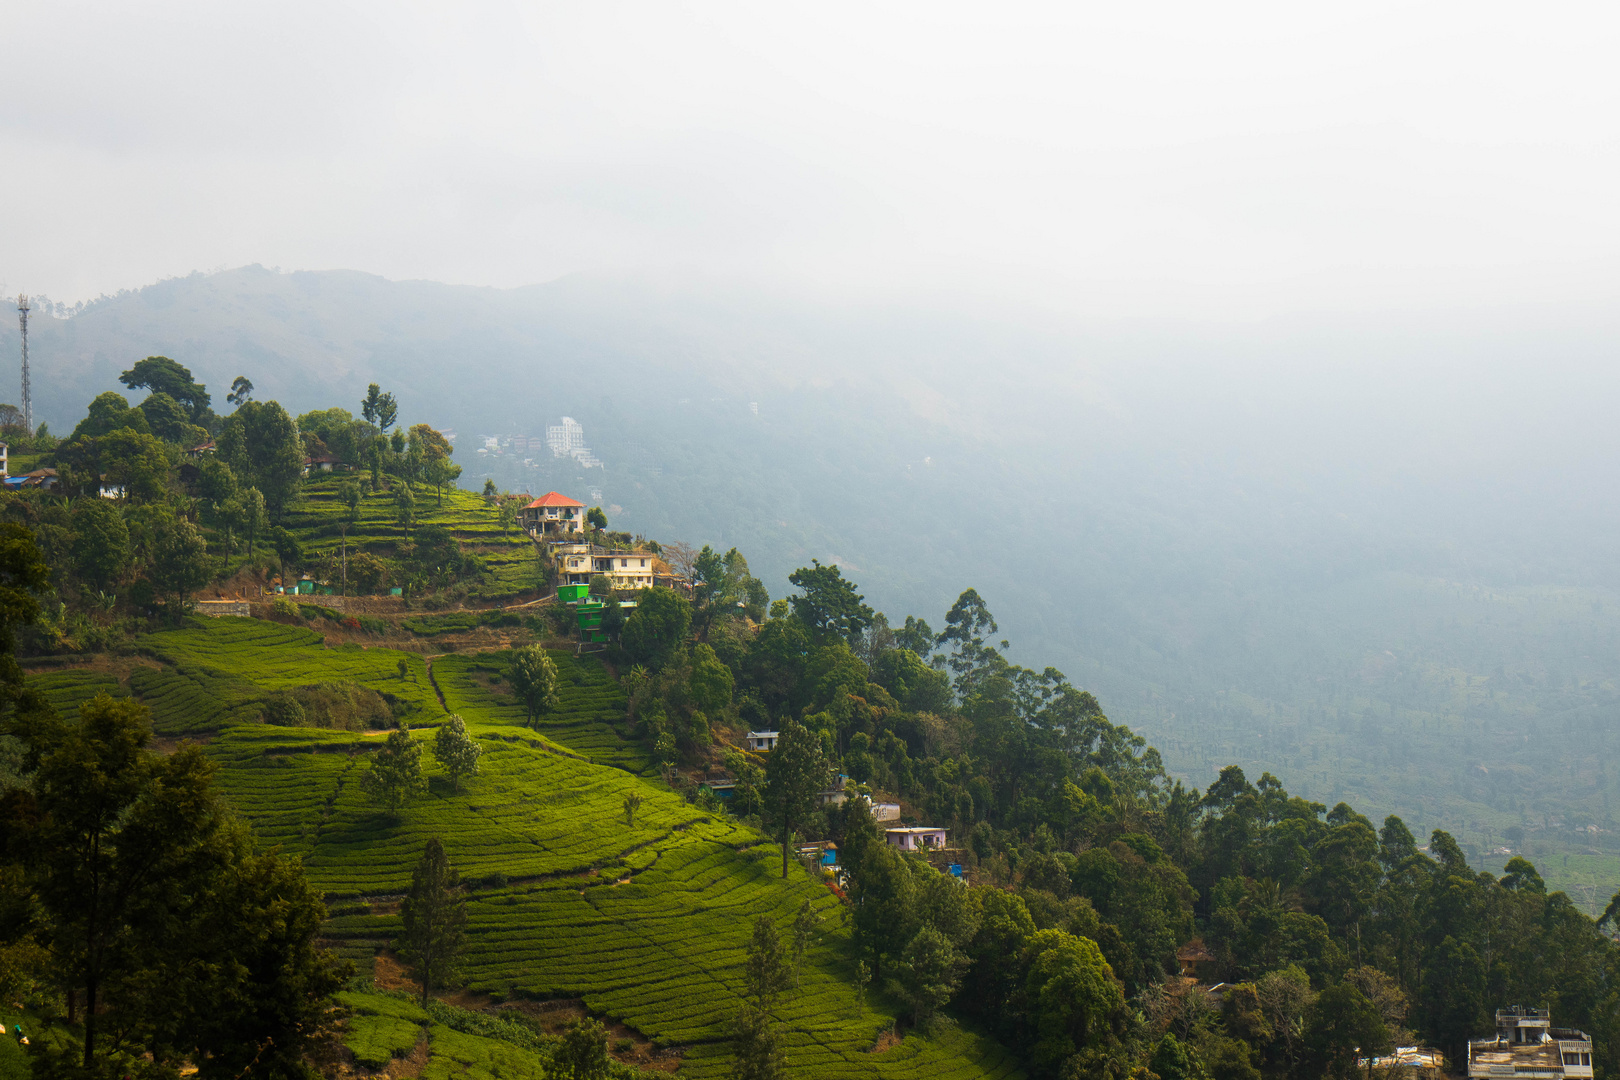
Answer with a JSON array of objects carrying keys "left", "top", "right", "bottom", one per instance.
[
  {"left": 281, "top": 475, "right": 540, "bottom": 598},
  {"left": 113, "top": 617, "right": 1021, "bottom": 1079}
]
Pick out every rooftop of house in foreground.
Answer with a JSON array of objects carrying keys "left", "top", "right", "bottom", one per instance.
[{"left": 526, "top": 491, "right": 584, "bottom": 508}]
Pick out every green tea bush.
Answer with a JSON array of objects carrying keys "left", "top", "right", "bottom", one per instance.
[
  {"left": 423, "top": 998, "right": 548, "bottom": 1053},
  {"left": 345, "top": 1013, "right": 422, "bottom": 1068},
  {"left": 336, "top": 989, "right": 565, "bottom": 1078}
]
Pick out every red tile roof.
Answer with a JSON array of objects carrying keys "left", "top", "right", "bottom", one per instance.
[{"left": 526, "top": 491, "right": 584, "bottom": 508}]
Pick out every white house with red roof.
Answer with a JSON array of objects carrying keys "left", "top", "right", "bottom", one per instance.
[{"left": 519, "top": 492, "right": 585, "bottom": 535}]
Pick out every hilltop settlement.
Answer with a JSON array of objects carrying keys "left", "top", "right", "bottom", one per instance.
[{"left": 0, "top": 358, "right": 1612, "bottom": 1080}]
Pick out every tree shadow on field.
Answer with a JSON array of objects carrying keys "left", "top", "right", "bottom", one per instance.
[{"left": 424, "top": 776, "right": 472, "bottom": 799}]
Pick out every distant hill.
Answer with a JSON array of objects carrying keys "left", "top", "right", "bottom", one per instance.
[{"left": 8, "top": 266, "right": 1620, "bottom": 905}]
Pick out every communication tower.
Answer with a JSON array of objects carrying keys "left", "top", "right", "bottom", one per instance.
[{"left": 15, "top": 295, "right": 29, "bottom": 433}]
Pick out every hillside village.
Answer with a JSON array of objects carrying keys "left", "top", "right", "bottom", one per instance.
[{"left": 0, "top": 363, "right": 1613, "bottom": 1080}]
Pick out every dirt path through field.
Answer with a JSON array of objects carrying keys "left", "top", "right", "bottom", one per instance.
[{"left": 422, "top": 656, "right": 450, "bottom": 714}]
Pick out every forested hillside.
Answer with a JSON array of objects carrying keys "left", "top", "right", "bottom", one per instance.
[
  {"left": 8, "top": 268, "right": 1620, "bottom": 906},
  {"left": 1, "top": 374, "right": 1620, "bottom": 1078}
]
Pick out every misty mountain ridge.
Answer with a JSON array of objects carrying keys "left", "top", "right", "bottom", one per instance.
[{"left": 9, "top": 264, "right": 1620, "bottom": 905}]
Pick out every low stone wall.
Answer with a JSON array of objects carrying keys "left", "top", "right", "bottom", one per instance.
[
  {"left": 259, "top": 594, "right": 408, "bottom": 614},
  {"left": 196, "top": 600, "right": 251, "bottom": 618}
]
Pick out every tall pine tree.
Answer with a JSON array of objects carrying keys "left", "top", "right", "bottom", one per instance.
[
  {"left": 399, "top": 837, "right": 468, "bottom": 1005},
  {"left": 731, "top": 915, "right": 790, "bottom": 1080},
  {"left": 763, "top": 718, "right": 829, "bottom": 878}
]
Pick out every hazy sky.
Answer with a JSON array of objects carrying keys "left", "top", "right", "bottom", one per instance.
[{"left": 4, "top": 2, "right": 1617, "bottom": 319}]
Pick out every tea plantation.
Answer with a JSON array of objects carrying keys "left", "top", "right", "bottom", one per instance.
[
  {"left": 284, "top": 475, "right": 540, "bottom": 598},
  {"left": 434, "top": 649, "right": 655, "bottom": 776},
  {"left": 30, "top": 668, "right": 130, "bottom": 717},
  {"left": 110, "top": 617, "right": 1027, "bottom": 1078},
  {"left": 142, "top": 618, "right": 443, "bottom": 716}
]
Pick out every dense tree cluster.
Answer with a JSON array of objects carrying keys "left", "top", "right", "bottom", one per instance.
[
  {"left": 604, "top": 550, "right": 1620, "bottom": 1080},
  {"left": 0, "top": 371, "right": 480, "bottom": 648},
  {"left": 0, "top": 532, "right": 345, "bottom": 1076}
]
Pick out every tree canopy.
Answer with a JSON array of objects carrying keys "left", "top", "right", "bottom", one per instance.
[
  {"left": 509, "top": 644, "right": 561, "bottom": 726},
  {"left": 2, "top": 692, "right": 343, "bottom": 1074},
  {"left": 119, "top": 356, "right": 211, "bottom": 422},
  {"left": 399, "top": 837, "right": 468, "bottom": 1005},
  {"left": 218, "top": 400, "right": 304, "bottom": 521},
  {"left": 786, "top": 560, "right": 874, "bottom": 644}
]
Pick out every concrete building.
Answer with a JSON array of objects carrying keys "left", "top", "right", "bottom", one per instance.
[
  {"left": 301, "top": 453, "right": 350, "bottom": 474},
  {"left": 1469, "top": 1008, "right": 1592, "bottom": 1080},
  {"left": 871, "top": 802, "right": 902, "bottom": 822},
  {"left": 817, "top": 775, "right": 853, "bottom": 807},
  {"left": 546, "top": 417, "right": 585, "bottom": 458},
  {"left": 550, "top": 541, "right": 656, "bottom": 590},
  {"left": 746, "top": 731, "right": 779, "bottom": 752},
  {"left": 4, "top": 468, "right": 58, "bottom": 491},
  {"left": 885, "top": 827, "right": 947, "bottom": 851},
  {"left": 596, "top": 550, "right": 655, "bottom": 590},
  {"left": 521, "top": 492, "right": 585, "bottom": 535},
  {"left": 542, "top": 417, "right": 604, "bottom": 467}
]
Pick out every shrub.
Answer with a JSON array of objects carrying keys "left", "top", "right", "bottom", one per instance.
[
  {"left": 295, "top": 680, "right": 396, "bottom": 730},
  {"left": 347, "top": 551, "right": 389, "bottom": 594},
  {"left": 262, "top": 690, "right": 308, "bottom": 726},
  {"left": 271, "top": 596, "right": 300, "bottom": 619}
]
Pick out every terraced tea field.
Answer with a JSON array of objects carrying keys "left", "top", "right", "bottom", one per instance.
[
  {"left": 283, "top": 476, "right": 540, "bottom": 599},
  {"left": 209, "top": 723, "right": 698, "bottom": 894},
  {"left": 434, "top": 650, "right": 654, "bottom": 776},
  {"left": 142, "top": 618, "right": 442, "bottom": 726},
  {"left": 149, "top": 616, "right": 1026, "bottom": 1079},
  {"left": 29, "top": 668, "right": 130, "bottom": 717}
]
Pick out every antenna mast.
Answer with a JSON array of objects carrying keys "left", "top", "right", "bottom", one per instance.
[{"left": 15, "top": 295, "right": 29, "bottom": 434}]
